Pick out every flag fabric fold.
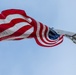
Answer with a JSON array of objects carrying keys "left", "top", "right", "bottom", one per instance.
[{"left": 0, "top": 9, "right": 63, "bottom": 47}]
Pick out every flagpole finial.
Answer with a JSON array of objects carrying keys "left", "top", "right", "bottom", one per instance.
[
  {"left": 71, "top": 34, "right": 76, "bottom": 44},
  {"left": 65, "top": 34, "right": 76, "bottom": 44},
  {"left": 54, "top": 29, "right": 76, "bottom": 44}
]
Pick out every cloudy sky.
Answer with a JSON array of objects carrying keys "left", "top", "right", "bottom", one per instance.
[{"left": 0, "top": 0, "right": 76, "bottom": 75}]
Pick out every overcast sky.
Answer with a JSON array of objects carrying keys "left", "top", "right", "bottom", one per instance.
[{"left": 0, "top": 0, "right": 76, "bottom": 75}]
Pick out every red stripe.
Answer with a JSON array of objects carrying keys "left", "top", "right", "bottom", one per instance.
[
  {"left": 29, "top": 18, "right": 37, "bottom": 37},
  {"left": 1, "top": 9, "right": 27, "bottom": 19},
  {"left": 34, "top": 37, "right": 63, "bottom": 47},
  {"left": 38, "top": 23, "right": 54, "bottom": 44},
  {"left": 0, "top": 14, "right": 5, "bottom": 19},
  {"left": 0, "top": 18, "right": 30, "bottom": 32},
  {"left": 45, "top": 26, "right": 54, "bottom": 42},
  {"left": 34, "top": 22, "right": 64, "bottom": 47},
  {"left": 45, "top": 26, "right": 57, "bottom": 42},
  {"left": 39, "top": 23, "right": 56, "bottom": 44},
  {"left": 0, "top": 25, "right": 32, "bottom": 41}
]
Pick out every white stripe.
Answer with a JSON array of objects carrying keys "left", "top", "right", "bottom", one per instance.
[
  {"left": 0, "top": 14, "right": 32, "bottom": 24},
  {"left": 46, "top": 28, "right": 51, "bottom": 40},
  {"left": 0, "top": 22, "right": 30, "bottom": 38},
  {"left": 54, "top": 37, "right": 63, "bottom": 45},
  {"left": 46, "top": 28, "right": 56, "bottom": 42},
  {"left": 3, "top": 27, "right": 34, "bottom": 40},
  {"left": 42, "top": 25, "right": 55, "bottom": 43},
  {"left": 36, "top": 22, "right": 62, "bottom": 46},
  {"left": 36, "top": 22, "right": 50, "bottom": 46}
]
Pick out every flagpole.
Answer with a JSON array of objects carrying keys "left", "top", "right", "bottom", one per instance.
[{"left": 54, "top": 29, "right": 76, "bottom": 44}]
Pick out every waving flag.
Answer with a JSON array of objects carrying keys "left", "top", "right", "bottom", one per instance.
[{"left": 0, "top": 9, "right": 63, "bottom": 47}]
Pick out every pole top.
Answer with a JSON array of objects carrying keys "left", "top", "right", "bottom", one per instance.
[{"left": 54, "top": 29, "right": 76, "bottom": 44}]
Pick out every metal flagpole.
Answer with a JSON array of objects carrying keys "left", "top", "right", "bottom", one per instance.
[{"left": 54, "top": 29, "right": 76, "bottom": 44}]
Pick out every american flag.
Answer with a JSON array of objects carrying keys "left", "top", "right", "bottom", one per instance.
[{"left": 0, "top": 9, "right": 63, "bottom": 47}]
